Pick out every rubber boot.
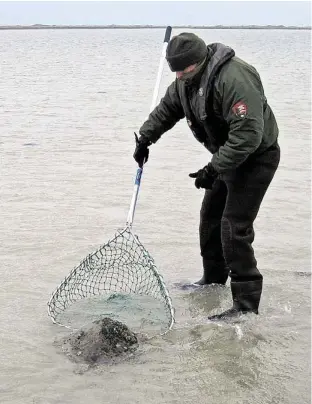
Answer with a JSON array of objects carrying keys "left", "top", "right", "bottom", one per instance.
[
  {"left": 194, "top": 258, "right": 229, "bottom": 286},
  {"left": 208, "top": 279, "right": 263, "bottom": 321}
]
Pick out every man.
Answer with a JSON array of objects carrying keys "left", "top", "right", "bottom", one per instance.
[{"left": 133, "top": 33, "right": 280, "bottom": 321}]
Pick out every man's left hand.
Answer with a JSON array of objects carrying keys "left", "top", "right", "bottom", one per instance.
[{"left": 189, "top": 163, "right": 218, "bottom": 189}]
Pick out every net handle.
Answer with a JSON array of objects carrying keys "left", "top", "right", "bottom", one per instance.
[{"left": 126, "top": 26, "right": 172, "bottom": 227}]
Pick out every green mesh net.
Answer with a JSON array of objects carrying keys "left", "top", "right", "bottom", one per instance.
[{"left": 47, "top": 227, "right": 175, "bottom": 336}]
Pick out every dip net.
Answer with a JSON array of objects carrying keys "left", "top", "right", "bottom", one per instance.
[{"left": 47, "top": 227, "right": 175, "bottom": 336}]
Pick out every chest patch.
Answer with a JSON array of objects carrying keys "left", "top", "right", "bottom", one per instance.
[{"left": 232, "top": 101, "right": 247, "bottom": 118}]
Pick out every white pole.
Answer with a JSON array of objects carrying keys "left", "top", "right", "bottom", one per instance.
[{"left": 126, "top": 26, "right": 172, "bottom": 227}]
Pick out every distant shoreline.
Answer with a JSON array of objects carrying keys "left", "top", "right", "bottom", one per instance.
[{"left": 0, "top": 24, "right": 311, "bottom": 30}]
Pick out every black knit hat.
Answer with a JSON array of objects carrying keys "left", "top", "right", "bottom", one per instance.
[{"left": 166, "top": 33, "right": 208, "bottom": 72}]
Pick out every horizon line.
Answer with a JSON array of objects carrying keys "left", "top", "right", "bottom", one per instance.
[{"left": 0, "top": 24, "right": 311, "bottom": 30}]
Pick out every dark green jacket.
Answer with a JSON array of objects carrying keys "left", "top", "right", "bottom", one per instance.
[{"left": 139, "top": 43, "right": 279, "bottom": 173}]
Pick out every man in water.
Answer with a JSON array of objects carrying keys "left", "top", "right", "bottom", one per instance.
[{"left": 133, "top": 33, "right": 280, "bottom": 320}]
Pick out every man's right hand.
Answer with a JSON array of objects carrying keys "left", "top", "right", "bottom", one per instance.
[{"left": 133, "top": 133, "right": 151, "bottom": 168}]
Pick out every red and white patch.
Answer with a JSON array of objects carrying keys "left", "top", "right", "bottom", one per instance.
[{"left": 232, "top": 101, "right": 248, "bottom": 118}]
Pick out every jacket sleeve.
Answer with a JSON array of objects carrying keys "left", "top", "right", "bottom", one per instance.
[
  {"left": 211, "top": 63, "right": 265, "bottom": 173},
  {"left": 139, "top": 80, "right": 185, "bottom": 143}
]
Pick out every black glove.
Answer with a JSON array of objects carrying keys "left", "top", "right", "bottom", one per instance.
[
  {"left": 189, "top": 163, "right": 218, "bottom": 189},
  {"left": 133, "top": 132, "right": 151, "bottom": 168}
]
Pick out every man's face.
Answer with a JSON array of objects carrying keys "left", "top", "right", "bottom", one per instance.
[{"left": 176, "top": 64, "right": 197, "bottom": 80}]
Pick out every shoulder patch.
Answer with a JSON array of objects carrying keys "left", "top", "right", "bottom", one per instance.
[{"left": 232, "top": 101, "right": 247, "bottom": 118}]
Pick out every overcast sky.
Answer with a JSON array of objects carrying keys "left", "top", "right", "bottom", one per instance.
[{"left": 0, "top": 1, "right": 311, "bottom": 26}]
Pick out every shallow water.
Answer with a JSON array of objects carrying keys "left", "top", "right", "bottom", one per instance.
[
  {"left": 56, "top": 293, "right": 170, "bottom": 335},
  {"left": 0, "top": 28, "right": 311, "bottom": 404}
]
